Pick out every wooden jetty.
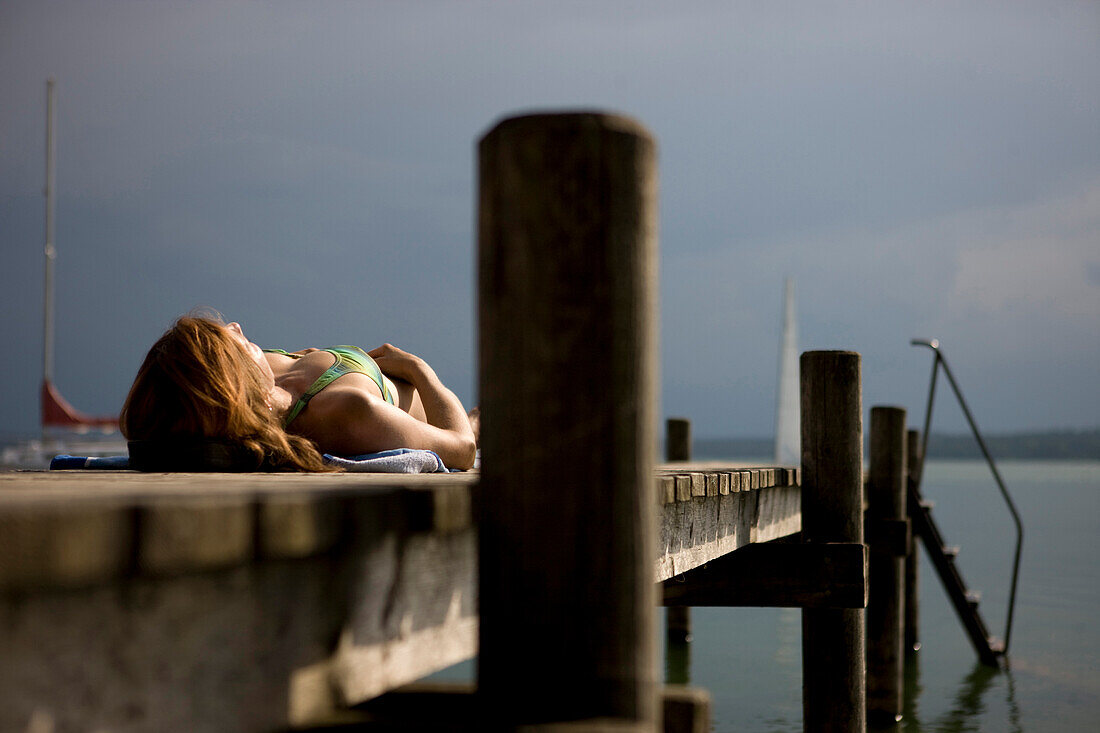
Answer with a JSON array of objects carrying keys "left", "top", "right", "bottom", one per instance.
[
  {"left": 0, "top": 462, "right": 818, "bottom": 731},
  {"left": 0, "top": 112, "right": 919, "bottom": 732}
]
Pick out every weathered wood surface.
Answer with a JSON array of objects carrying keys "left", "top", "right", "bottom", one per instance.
[
  {"left": 0, "top": 471, "right": 477, "bottom": 732},
  {"left": 655, "top": 464, "right": 800, "bottom": 582},
  {"left": 0, "top": 465, "right": 800, "bottom": 731},
  {"left": 1, "top": 466, "right": 798, "bottom": 590},
  {"left": 0, "top": 472, "right": 475, "bottom": 587}
]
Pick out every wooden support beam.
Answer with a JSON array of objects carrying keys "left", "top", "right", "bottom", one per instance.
[
  {"left": 800, "top": 350, "right": 865, "bottom": 733},
  {"left": 864, "top": 517, "right": 911, "bottom": 558},
  {"left": 661, "top": 542, "right": 866, "bottom": 609},
  {"left": 478, "top": 111, "right": 658, "bottom": 728}
]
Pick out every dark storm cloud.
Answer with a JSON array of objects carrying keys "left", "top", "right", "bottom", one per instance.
[{"left": 1, "top": 1, "right": 1097, "bottom": 439}]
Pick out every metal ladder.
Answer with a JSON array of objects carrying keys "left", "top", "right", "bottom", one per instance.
[{"left": 910, "top": 340, "right": 1023, "bottom": 667}]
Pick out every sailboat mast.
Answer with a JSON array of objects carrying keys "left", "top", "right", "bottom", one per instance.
[
  {"left": 42, "top": 78, "right": 56, "bottom": 387},
  {"left": 37, "top": 79, "right": 120, "bottom": 438},
  {"left": 43, "top": 78, "right": 57, "bottom": 391}
]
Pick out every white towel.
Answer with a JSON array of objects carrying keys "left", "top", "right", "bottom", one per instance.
[
  {"left": 322, "top": 448, "right": 451, "bottom": 473},
  {"left": 52, "top": 448, "right": 454, "bottom": 473}
]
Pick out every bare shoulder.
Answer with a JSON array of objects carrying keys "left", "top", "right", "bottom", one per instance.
[
  {"left": 295, "top": 383, "right": 379, "bottom": 429},
  {"left": 309, "top": 383, "right": 381, "bottom": 418},
  {"left": 287, "top": 384, "right": 389, "bottom": 455}
]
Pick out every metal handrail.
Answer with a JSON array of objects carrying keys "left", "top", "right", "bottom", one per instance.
[{"left": 911, "top": 339, "right": 1023, "bottom": 656}]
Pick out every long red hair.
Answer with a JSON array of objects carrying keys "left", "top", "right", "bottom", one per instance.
[{"left": 121, "top": 313, "right": 333, "bottom": 471}]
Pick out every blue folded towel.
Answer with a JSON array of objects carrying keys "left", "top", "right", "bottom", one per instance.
[
  {"left": 51, "top": 449, "right": 453, "bottom": 473},
  {"left": 50, "top": 455, "right": 132, "bottom": 470},
  {"left": 323, "top": 448, "right": 451, "bottom": 473}
]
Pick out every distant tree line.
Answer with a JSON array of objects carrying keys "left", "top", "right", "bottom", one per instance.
[
  {"left": 693, "top": 437, "right": 774, "bottom": 460},
  {"left": 922, "top": 428, "right": 1100, "bottom": 460}
]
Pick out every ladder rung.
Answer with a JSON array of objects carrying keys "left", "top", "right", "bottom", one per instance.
[
  {"left": 987, "top": 637, "right": 1006, "bottom": 654},
  {"left": 920, "top": 499, "right": 935, "bottom": 511},
  {"left": 943, "top": 545, "right": 960, "bottom": 559},
  {"left": 965, "top": 590, "right": 981, "bottom": 608}
]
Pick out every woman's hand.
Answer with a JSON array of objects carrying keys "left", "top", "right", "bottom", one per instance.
[{"left": 367, "top": 343, "right": 428, "bottom": 384}]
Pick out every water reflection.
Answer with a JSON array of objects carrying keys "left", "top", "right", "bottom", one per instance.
[
  {"left": 898, "top": 651, "right": 924, "bottom": 731},
  {"left": 888, "top": 654, "right": 1022, "bottom": 733},
  {"left": 1004, "top": 660, "right": 1023, "bottom": 732}
]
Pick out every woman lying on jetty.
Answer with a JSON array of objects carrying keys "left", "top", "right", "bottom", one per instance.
[{"left": 120, "top": 313, "right": 478, "bottom": 471}]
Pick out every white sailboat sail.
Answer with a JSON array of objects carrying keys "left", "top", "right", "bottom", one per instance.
[{"left": 775, "top": 278, "right": 800, "bottom": 466}]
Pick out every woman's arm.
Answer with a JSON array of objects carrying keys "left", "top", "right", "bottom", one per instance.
[
  {"left": 304, "top": 344, "right": 477, "bottom": 469},
  {"left": 369, "top": 344, "right": 471, "bottom": 432}
]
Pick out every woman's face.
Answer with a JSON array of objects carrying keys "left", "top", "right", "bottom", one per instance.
[{"left": 225, "top": 322, "right": 276, "bottom": 392}]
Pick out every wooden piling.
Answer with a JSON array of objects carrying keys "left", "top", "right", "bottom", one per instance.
[
  {"left": 664, "top": 418, "right": 693, "bottom": 668},
  {"left": 867, "top": 406, "right": 908, "bottom": 724},
  {"left": 905, "top": 428, "right": 921, "bottom": 653},
  {"left": 478, "top": 112, "right": 658, "bottom": 728},
  {"left": 666, "top": 418, "right": 691, "bottom": 463},
  {"left": 800, "top": 351, "right": 865, "bottom": 733},
  {"left": 662, "top": 686, "right": 710, "bottom": 733},
  {"left": 666, "top": 607, "right": 693, "bottom": 647}
]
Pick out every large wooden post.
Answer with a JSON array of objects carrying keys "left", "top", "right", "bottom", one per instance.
[
  {"left": 905, "top": 429, "right": 922, "bottom": 654},
  {"left": 478, "top": 112, "right": 658, "bottom": 728},
  {"left": 867, "top": 406, "right": 907, "bottom": 724},
  {"left": 800, "top": 351, "right": 864, "bottom": 733}
]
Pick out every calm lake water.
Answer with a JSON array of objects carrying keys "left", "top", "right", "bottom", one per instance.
[
  {"left": 678, "top": 459, "right": 1100, "bottom": 733},
  {"left": 434, "top": 460, "right": 1099, "bottom": 731}
]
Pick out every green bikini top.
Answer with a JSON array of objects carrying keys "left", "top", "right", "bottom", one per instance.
[{"left": 263, "top": 345, "right": 395, "bottom": 427}]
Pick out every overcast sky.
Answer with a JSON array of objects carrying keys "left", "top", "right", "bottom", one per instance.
[{"left": 2, "top": 1, "right": 1098, "bottom": 442}]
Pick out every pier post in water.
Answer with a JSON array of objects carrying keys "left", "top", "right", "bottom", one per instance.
[
  {"left": 666, "top": 417, "right": 692, "bottom": 463},
  {"left": 902, "top": 429, "right": 919, "bottom": 651},
  {"left": 905, "top": 428, "right": 922, "bottom": 653},
  {"left": 478, "top": 112, "right": 658, "bottom": 729},
  {"left": 867, "top": 406, "right": 908, "bottom": 724},
  {"left": 664, "top": 418, "right": 693, "bottom": 684},
  {"left": 800, "top": 351, "right": 865, "bottom": 733}
]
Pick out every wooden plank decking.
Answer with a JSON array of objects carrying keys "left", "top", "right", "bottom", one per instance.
[{"left": 0, "top": 465, "right": 798, "bottom": 731}]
